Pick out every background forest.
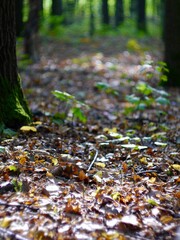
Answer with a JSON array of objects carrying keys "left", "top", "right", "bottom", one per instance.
[{"left": 0, "top": 1, "right": 179, "bottom": 240}]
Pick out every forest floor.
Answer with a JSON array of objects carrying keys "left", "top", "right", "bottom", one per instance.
[{"left": 0, "top": 35, "right": 180, "bottom": 240}]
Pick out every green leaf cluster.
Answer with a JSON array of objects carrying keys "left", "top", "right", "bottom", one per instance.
[{"left": 52, "top": 90, "right": 88, "bottom": 124}]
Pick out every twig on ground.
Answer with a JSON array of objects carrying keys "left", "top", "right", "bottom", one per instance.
[{"left": 87, "top": 149, "right": 98, "bottom": 172}]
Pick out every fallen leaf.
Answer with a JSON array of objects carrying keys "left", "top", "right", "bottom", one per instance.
[{"left": 20, "top": 126, "right": 37, "bottom": 132}]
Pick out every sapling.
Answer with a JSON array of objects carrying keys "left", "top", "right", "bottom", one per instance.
[{"left": 52, "top": 90, "right": 89, "bottom": 124}]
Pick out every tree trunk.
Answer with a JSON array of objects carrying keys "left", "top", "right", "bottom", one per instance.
[
  {"left": 24, "top": 0, "right": 41, "bottom": 62},
  {"left": 51, "top": 0, "right": 63, "bottom": 16},
  {"left": 137, "top": 0, "right": 147, "bottom": 32},
  {"left": 164, "top": 0, "right": 180, "bottom": 87},
  {"left": 15, "top": 0, "right": 24, "bottom": 37},
  {"left": 89, "top": 0, "right": 95, "bottom": 36},
  {"left": 0, "top": 1, "right": 31, "bottom": 128},
  {"left": 115, "top": 0, "right": 124, "bottom": 27},
  {"left": 102, "top": 0, "right": 110, "bottom": 25}
]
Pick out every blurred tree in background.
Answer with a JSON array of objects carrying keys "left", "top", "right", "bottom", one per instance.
[{"left": 14, "top": 0, "right": 180, "bottom": 86}]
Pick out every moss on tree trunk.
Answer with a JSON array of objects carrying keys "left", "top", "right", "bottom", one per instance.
[
  {"left": 0, "top": 76, "right": 31, "bottom": 128},
  {"left": 0, "top": 1, "right": 31, "bottom": 129}
]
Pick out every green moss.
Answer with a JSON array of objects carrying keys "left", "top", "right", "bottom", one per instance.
[{"left": 0, "top": 76, "right": 31, "bottom": 128}]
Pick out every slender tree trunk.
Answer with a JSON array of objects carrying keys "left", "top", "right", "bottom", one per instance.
[
  {"left": 24, "top": 0, "right": 41, "bottom": 62},
  {"left": 0, "top": 1, "right": 31, "bottom": 128},
  {"left": 51, "top": 0, "right": 63, "bottom": 16},
  {"left": 102, "top": 0, "right": 110, "bottom": 25},
  {"left": 89, "top": 0, "right": 95, "bottom": 36},
  {"left": 130, "top": 0, "right": 136, "bottom": 18},
  {"left": 115, "top": 0, "right": 124, "bottom": 27},
  {"left": 164, "top": 0, "right": 180, "bottom": 87},
  {"left": 137, "top": 0, "right": 147, "bottom": 32},
  {"left": 15, "top": 0, "right": 24, "bottom": 37}
]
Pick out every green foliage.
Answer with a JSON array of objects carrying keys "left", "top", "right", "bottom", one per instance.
[
  {"left": 124, "top": 61, "right": 170, "bottom": 117},
  {"left": 52, "top": 90, "right": 89, "bottom": 124},
  {"left": 12, "top": 179, "right": 22, "bottom": 192},
  {"left": 95, "top": 82, "right": 119, "bottom": 96}
]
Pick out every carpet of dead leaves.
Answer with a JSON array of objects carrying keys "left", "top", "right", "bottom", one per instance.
[{"left": 0, "top": 35, "right": 180, "bottom": 240}]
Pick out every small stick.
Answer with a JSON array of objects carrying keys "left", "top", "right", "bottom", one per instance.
[{"left": 87, "top": 149, "right": 98, "bottom": 172}]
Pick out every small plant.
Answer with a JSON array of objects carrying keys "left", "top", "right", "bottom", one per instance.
[
  {"left": 95, "top": 82, "right": 119, "bottom": 96},
  {"left": 124, "top": 81, "right": 169, "bottom": 118},
  {"left": 52, "top": 90, "right": 89, "bottom": 124}
]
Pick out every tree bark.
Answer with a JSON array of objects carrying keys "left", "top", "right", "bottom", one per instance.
[
  {"left": 0, "top": 1, "right": 31, "bottom": 128},
  {"left": 115, "top": 0, "right": 124, "bottom": 27},
  {"left": 164, "top": 0, "right": 180, "bottom": 87},
  {"left": 51, "top": 0, "right": 63, "bottom": 16},
  {"left": 137, "top": 0, "right": 147, "bottom": 32},
  {"left": 24, "top": 0, "right": 41, "bottom": 62},
  {"left": 102, "top": 0, "right": 110, "bottom": 25},
  {"left": 15, "top": 0, "right": 24, "bottom": 37}
]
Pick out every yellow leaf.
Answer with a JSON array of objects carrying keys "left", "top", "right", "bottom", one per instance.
[
  {"left": 95, "top": 162, "right": 106, "bottom": 168},
  {"left": 0, "top": 217, "right": 12, "bottom": 228},
  {"left": 51, "top": 158, "right": 58, "bottom": 166},
  {"left": 46, "top": 171, "right": 54, "bottom": 178},
  {"left": 172, "top": 164, "right": 180, "bottom": 172},
  {"left": 140, "top": 157, "right": 148, "bottom": 165},
  {"left": 32, "top": 121, "right": 42, "bottom": 125},
  {"left": 149, "top": 177, "right": 156, "bottom": 183},
  {"left": 93, "top": 171, "right": 102, "bottom": 183},
  {"left": 103, "top": 127, "right": 117, "bottom": 134},
  {"left": 111, "top": 192, "right": 121, "bottom": 200},
  {"left": 160, "top": 215, "right": 173, "bottom": 224},
  {"left": 20, "top": 126, "right": 37, "bottom": 132}
]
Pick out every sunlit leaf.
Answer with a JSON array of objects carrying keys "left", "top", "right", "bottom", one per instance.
[
  {"left": 95, "top": 162, "right": 106, "bottom": 168},
  {"left": 93, "top": 171, "right": 103, "bottom": 183},
  {"left": 8, "top": 165, "right": 18, "bottom": 171},
  {"left": 121, "top": 144, "right": 147, "bottom": 150},
  {"left": 52, "top": 90, "right": 75, "bottom": 102},
  {"left": 20, "top": 126, "right": 37, "bottom": 132},
  {"left": 136, "top": 82, "right": 153, "bottom": 95},
  {"left": 72, "top": 107, "right": 87, "bottom": 123},
  {"left": 172, "top": 164, "right": 180, "bottom": 172},
  {"left": 147, "top": 198, "right": 158, "bottom": 206},
  {"left": 154, "top": 142, "right": 167, "bottom": 147},
  {"left": 0, "top": 217, "right": 12, "bottom": 228},
  {"left": 51, "top": 158, "right": 58, "bottom": 165}
]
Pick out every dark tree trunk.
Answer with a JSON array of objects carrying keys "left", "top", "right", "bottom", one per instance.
[
  {"left": 102, "top": 0, "right": 110, "bottom": 25},
  {"left": 89, "top": 0, "right": 95, "bottom": 36},
  {"left": 115, "top": 0, "right": 124, "bottom": 27},
  {"left": 51, "top": 0, "right": 63, "bottom": 16},
  {"left": 0, "top": 1, "right": 31, "bottom": 128},
  {"left": 137, "top": 0, "right": 147, "bottom": 32},
  {"left": 130, "top": 0, "right": 136, "bottom": 17},
  {"left": 24, "top": 0, "right": 41, "bottom": 62},
  {"left": 15, "top": 0, "right": 24, "bottom": 37},
  {"left": 164, "top": 0, "right": 180, "bottom": 87}
]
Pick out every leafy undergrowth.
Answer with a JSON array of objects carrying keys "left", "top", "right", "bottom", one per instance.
[{"left": 0, "top": 36, "right": 180, "bottom": 240}]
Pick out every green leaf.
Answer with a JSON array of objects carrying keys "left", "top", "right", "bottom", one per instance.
[
  {"left": 95, "top": 82, "right": 110, "bottom": 90},
  {"left": 147, "top": 198, "right": 158, "bottom": 206},
  {"left": 72, "top": 107, "right": 87, "bottom": 123},
  {"left": 52, "top": 90, "right": 75, "bottom": 102},
  {"left": 136, "top": 82, "right": 152, "bottom": 95},
  {"left": 3, "top": 128, "right": 17, "bottom": 137},
  {"left": 8, "top": 165, "right": 18, "bottom": 171},
  {"left": 126, "top": 94, "right": 140, "bottom": 104},
  {"left": 155, "top": 96, "right": 169, "bottom": 105}
]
